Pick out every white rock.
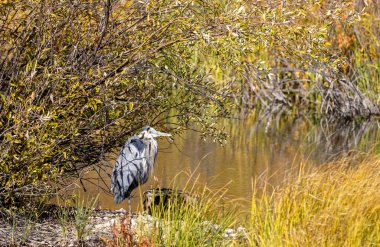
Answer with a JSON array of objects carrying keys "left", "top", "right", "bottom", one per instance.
[{"left": 115, "top": 208, "right": 127, "bottom": 213}]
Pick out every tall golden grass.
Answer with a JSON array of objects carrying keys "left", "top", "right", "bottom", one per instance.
[
  {"left": 134, "top": 172, "right": 241, "bottom": 246},
  {"left": 249, "top": 155, "right": 380, "bottom": 246}
]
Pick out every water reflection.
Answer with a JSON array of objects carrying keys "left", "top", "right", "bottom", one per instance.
[{"left": 76, "top": 113, "right": 380, "bottom": 212}]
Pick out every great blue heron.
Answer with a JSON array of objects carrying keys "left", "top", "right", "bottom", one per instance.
[{"left": 111, "top": 126, "right": 171, "bottom": 213}]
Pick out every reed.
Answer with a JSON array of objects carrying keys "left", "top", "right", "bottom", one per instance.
[{"left": 248, "top": 155, "right": 380, "bottom": 246}]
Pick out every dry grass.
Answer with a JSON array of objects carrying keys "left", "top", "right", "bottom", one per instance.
[{"left": 249, "top": 155, "right": 380, "bottom": 246}]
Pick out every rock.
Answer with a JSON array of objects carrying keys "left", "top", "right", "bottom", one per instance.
[{"left": 115, "top": 208, "right": 127, "bottom": 214}]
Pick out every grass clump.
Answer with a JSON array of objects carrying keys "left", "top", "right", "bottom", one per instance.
[
  {"left": 146, "top": 187, "right": 239, "bottom": 246},
  {"left": 56, "top": 201, "right": 71, "bottom": 244},
  {"left": 249, "top": 155, "right": 380, "bottom": 246},
  {"left": 73, "top": 195, "right": 99, "bottom": 243}
]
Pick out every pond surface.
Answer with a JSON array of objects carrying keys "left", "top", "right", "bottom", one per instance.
[{"left": 76, "top": 112, "right": 380, "bottom": 213}]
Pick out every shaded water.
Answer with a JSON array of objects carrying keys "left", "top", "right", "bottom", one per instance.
[{"left": 76, "top": 113, "right": 380, "bottom": 212}]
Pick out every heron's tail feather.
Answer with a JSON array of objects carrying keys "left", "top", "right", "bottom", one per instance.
[
  {"left": 112, "top": 184, "right": 123, "bottom": 203},
  {"left": 114, "top": 194, "right": 124, "bottom": 204},
  {"left": 113, "top": 189, "right": 131, "bottom": 204}
]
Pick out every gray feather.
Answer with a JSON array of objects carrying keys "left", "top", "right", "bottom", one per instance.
[{"left": 111, "top": 133, "right": 158, "bottom": 204}]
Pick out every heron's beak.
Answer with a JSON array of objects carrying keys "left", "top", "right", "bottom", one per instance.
[{"left": 151, "top": 129, "right": 171, "bottom": 138}]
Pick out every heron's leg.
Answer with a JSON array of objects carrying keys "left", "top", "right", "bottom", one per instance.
[
  {"left": 128, "top": 197, "right": 133, "bottom": 231},
  {"left": 128, "top": 197, "right": 132, "bottom": 215}
]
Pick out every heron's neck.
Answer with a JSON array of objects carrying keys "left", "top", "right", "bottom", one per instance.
[{"left": 140, "top": 135, "right": 156, "bottom": 144}]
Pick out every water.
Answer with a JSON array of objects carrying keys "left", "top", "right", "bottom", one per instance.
[{"left": 75, "top": 113, "right": 380, "bottom": 212}]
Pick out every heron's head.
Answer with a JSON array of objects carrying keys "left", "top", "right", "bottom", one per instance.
[{"left": 140, "top": 126, "right": 171, "bottom": 139}]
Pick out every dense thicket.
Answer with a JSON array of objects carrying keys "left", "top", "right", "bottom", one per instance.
[{"left": 0, "top": 0, "right": 232, "bottom": 206}]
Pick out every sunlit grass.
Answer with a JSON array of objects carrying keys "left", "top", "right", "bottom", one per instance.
[
  {"left": 132, "top": 172, "right": 244, "bottom": 246},
  {"left": 248, "top": 154, "right": 380, "bottom": 246},
  {"left": 148, "top": 191, "right": 238, "bottom": 246}
]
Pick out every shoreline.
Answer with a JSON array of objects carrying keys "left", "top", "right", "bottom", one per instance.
[{"left": 0, "top": 208, "right": 245, "bottom": 246}]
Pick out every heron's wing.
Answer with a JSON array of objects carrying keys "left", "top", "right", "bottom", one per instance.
[{"left": 111, "top": 136, "right": 148, "bottom": 203}]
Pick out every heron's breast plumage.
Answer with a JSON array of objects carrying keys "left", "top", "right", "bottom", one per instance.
[{"left": 142, "top": 138, "right": 158, "bottom": 174}]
